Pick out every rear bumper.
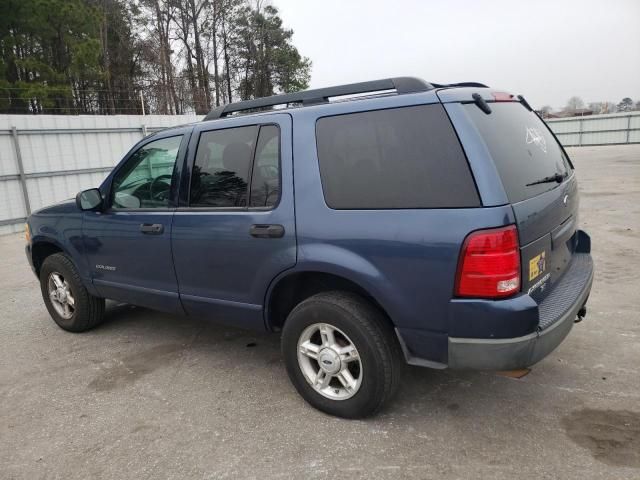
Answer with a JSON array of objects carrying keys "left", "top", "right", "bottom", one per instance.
[{"left": 447, "top": 252, "right": 593, "bottom": 370}]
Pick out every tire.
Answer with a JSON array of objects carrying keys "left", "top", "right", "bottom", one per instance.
[
  {"left": 281, "top": 291, "right": 403, "bottom": 418},
  {"left": 40, "top": 253, "right": 105, "bottom": 332}
]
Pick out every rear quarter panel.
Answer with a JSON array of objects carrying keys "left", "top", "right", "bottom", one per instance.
[{"left": 289, "top": 95, "right": 516, "bottom": 362}]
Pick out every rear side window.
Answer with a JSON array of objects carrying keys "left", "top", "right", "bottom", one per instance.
[
  {"left": 190, "top": 124, "right": 281, "bottom": 208},
  {"left": 315, "top": 104, "right": 479, "bottom": 209},
  {"left": 464, "top": 102, "right": 572, "bottom": 203},
  {"left": 191, "top": 125, "right": 258, "bottom": 207}
]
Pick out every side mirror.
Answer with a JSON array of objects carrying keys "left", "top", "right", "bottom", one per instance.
[{"left": 76, "top": 188, "right": 103, "bottom": 211}]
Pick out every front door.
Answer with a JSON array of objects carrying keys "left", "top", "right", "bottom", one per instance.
[
  {"left": 83, "top": 132, "right": 188, "bottom": 314},
  {"left": 172, "top": 114, "right": 296, "bottom": 329}
]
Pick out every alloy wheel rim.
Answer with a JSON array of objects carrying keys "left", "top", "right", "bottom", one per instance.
[
  {"left": 297, "top": 322, "right": 363, "bottom": 400},
  {"left": 47, "top": 272, "right": 75, "bottom": 320}
]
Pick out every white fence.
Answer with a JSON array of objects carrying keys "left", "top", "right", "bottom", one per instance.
[
  {"left": 546, "top": 111, "right": 640, "bottom": 147},
  {"left": 1, "top": 110, "right": 639, "bottom": 235},
  {"left": 0, "top": 114, "right": 200, "bottom": 235}
]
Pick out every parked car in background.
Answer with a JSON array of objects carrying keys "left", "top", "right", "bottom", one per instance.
[{"left": 25, "top": 77, "right": 594, "bottom": 418}]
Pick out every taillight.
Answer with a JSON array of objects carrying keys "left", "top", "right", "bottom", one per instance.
[{"left": 455, "top": 225, "right": 520, "bottom": 299}]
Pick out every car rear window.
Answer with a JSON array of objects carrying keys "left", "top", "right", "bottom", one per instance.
[
  {"left": 464, "top": 102, "right": 572, "bottom": 203},
  {"left": 315, "top": 104, "right": 480, "bottom": 209}
]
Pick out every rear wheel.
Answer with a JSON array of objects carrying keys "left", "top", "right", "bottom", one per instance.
[
  {"left": 281, "top": 291, "right": 403, "bottom": 418},
  {"left": 40, "top": 253, "right": 105, "bottom": 332}
]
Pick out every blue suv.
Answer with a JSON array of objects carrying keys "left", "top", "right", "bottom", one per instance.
[{"left": 25, "top": 78, "right": 594, "bottom": 418}]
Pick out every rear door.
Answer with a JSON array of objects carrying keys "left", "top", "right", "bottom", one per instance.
[
  {"left": 463, "top": 101, "right": 577, "bottom": 299},
  {"left": 171, "top": 114, "right": 295, "bottom": 330}
]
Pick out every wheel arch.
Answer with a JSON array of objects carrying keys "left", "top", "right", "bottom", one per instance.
[
  {"left": 264, "top": 269, "right": 396, "bottom": 332},
  {"left": 30, "top": 238, "right": 67, "bottom": 276}
]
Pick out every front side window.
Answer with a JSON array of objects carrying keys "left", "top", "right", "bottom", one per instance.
[{"left": 111, "top": 135, "right": 183, "bottom": 209}]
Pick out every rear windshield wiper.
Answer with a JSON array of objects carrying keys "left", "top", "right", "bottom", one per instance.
[{"left": 526, "top": 172, "right": 565, "bottom": 186}]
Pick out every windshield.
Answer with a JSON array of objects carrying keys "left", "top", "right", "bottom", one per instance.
[{"left": 464, "top": 102, "right": 572, "bottom": 203}]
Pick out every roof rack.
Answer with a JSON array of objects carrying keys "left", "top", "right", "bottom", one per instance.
[
  {"left": 431, "top": 82, "right": 489, "bottom": 88},
  {"left": 203, "top": 77, "right": 434, "bottom": 121}
]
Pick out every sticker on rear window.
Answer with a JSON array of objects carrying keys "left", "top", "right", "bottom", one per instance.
[
  {"left": 529, "top": 251, "right": 546, "bottom": 281},
  {"left": 526, "top": 126, "right": 547, "bottom": 153}
]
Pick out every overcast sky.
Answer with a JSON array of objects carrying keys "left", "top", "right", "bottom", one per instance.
[{"left": 272, "top": 0, "right": 640, "bottom": 110}]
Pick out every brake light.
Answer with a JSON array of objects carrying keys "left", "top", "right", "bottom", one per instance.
[
  {"left": 492, "top": 92, "right": 514, "bottom": 102},
  {"left": 455, "top": 225, "right": 520, "bottom": 298}
]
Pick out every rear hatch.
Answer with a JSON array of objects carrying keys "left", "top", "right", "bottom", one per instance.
[{"left": 463, "top": 100, "right": 578, "bottom": 301}]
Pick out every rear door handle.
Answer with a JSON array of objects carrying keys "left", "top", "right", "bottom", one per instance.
[
  {"left": 140, "top": 223, "right": 164, "bottom": 235},
  {"left": 249, "top": 224, "right": 285, "bottom": 238}
]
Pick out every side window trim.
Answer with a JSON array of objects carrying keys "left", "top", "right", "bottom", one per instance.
[
  {"left": 185, "top": 122, "right": 282, "bottom": 212},
  {"left": 108, "top": 134, "right": 185, "bottom": 211},
  {"left": 245, "top": 126, "right": 261, "bottom": 208},
  {"left": 249, "top": 124, "right": 282, "bottom": 210}
]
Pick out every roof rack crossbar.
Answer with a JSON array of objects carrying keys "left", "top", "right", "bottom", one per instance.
[{"left": 203, "top": 77, "right": 433, "bottom": 121}]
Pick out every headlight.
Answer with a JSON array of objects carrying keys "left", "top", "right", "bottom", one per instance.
[{"left": 25, "top": 223, "right": 31, "bottom": 244}]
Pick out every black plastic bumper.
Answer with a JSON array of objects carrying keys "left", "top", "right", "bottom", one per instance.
[{"left": 447, "top": 252, "right": 594, "bottom": 370}]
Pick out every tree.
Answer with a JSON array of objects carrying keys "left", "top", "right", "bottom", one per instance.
[
  {"left": 0, "top": 0, "right": 104, "bottom": 114},
  {"left": 172, "top": 0, "right": 211, "bottom": 113},
  {"left": 0, "top": 0, "right": 312, "bottom": 114},
  {"left": 617, "top": 97, "right": 634, "bottom": 112},
  {"left": 565, "top": 96, "right": 585, "bottom": 112},
  {"left": 233, "top": 4, "right": 310, "bottom": 101},
  {"left": 90, "top": 0, "right": 142, "bottom": 114}
]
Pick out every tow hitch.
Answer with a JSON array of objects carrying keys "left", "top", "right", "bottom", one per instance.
[{"left": 575, "top": 305, "right": 587, "bottom": 323}]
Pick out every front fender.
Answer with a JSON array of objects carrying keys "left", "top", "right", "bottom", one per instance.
[{"left": 28, "top": 209, "right": 97, "bottom": 296}]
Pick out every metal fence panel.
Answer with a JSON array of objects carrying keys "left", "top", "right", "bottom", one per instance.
[
  {"left": 0, "top": 179, "right": 25, "bottom": 223},
  {"left": 0, "top": 114, "right": 199, "bottom": 234},
  {"left": 547, "top": 121, "right": 575, "bottom": 134},
  {"left": 547, "top": 112, "right": 640, "bottom": 147},
  {"left": 0, "top": 134, "right": 18, "bottom": 176}
]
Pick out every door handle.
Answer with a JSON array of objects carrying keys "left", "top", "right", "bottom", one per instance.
[
  {"left": 140, "top": 223, "right": 164, "bottom": 235},
  {"left": 249, "top": 224, "right": 285, "bottom": 238}
]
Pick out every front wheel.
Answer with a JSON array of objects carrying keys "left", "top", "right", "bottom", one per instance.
[
  {"left": 40, "top": 253, "right": 105, "bottom": 332},
  {"left": 281, "top": 291, "right": 403, "bottom": 418}
]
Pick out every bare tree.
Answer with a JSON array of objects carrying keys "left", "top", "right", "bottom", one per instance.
[{"left": 565, "top": 96, "right": 585, "bottom": 112}]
